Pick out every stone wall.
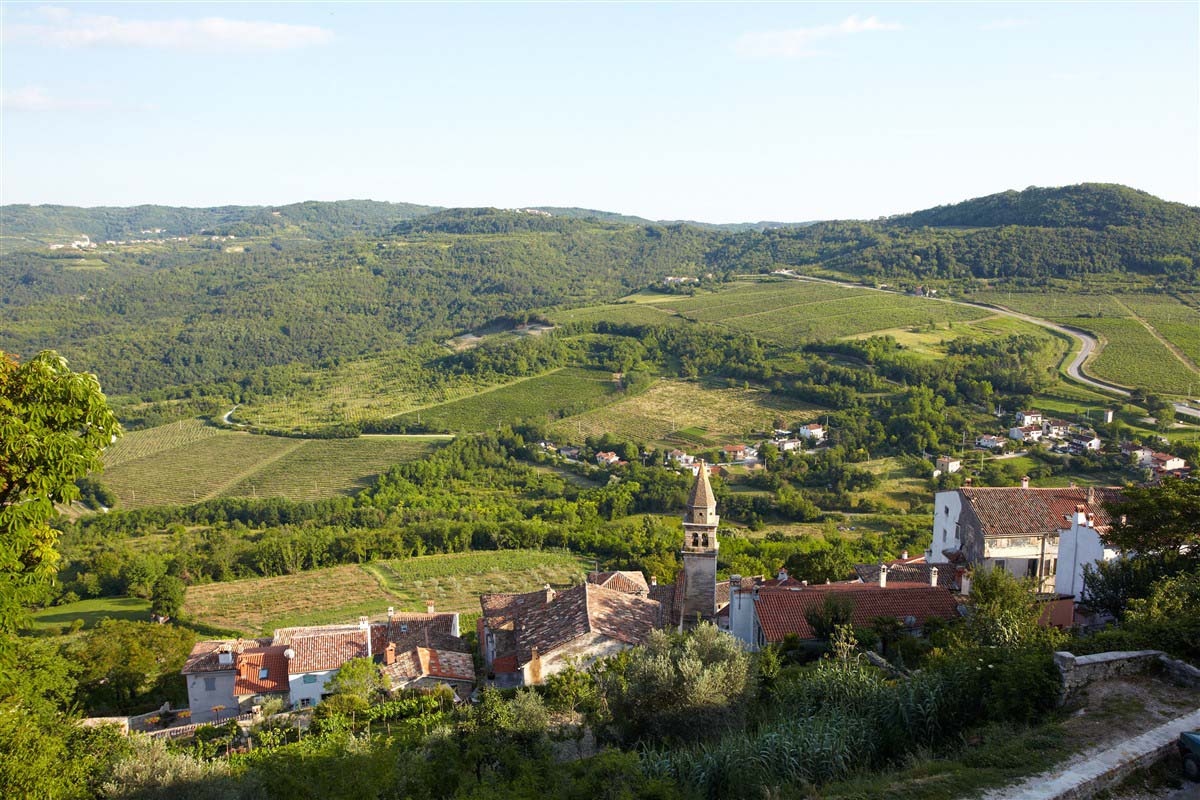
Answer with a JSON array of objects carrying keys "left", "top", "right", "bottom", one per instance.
[{"left": 1054, "top": 649, "right": 1200, "bottom": 702}]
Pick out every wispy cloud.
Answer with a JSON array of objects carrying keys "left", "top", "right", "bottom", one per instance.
[
  {"left": 736, "top": 14, "right": 903, "bottom": 59},
  {"left": 1, "top": 86, "right": 108, "bottom": 112},
  {"left": 8, "top": 6, "right": 333, "bottom": 51},
  {"left": 979, "top": 18, "right": 1030, "bottom": 31}
]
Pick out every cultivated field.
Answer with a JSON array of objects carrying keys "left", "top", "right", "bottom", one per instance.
[
  {"left": 972, "top": 290, "right": 1200, "bottom": 395},
  {"left": 101, "top": 422, "right": 442, "bottom": 507},
  {"left": 551, "top": 301, "right": 684, "bottom": 327},
  {"left": 364, "top": 550, "right": 588, "bottom": 613},
  {"left": 651, "top": 280, "right": 991, "bottom": 342},
  {"left": 548, "top": 378, "right": 820, "bottom": 448},
  {"left": 182, "top": 550, "right": 588, "bottom": 635},
  {"left": 389, "top": 367, "right": 623, "bottom": 432},
  {"left": 29, "top": 596, "right": 152, "bottom": 632}
]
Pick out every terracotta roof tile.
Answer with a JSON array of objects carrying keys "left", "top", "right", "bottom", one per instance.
[
  {"left": 755, "top": 583, "right": 960, "bottom": 642},
  {"left": 587, "top": 571, "right": 650, "bottom": 595},
  {"left": 233, "top": 646, "right": 289, "bottom": 695},
  {"left": 182, "top": 638, "right": 272, "bottom": 674},
  {"left": 854, "top": 563, "right": 958, "bottom": 589},
  {"left": 960, "top": 487, "right": 1124, "bottom": 537}
]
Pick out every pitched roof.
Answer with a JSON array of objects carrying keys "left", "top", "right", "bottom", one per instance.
[
  {"left": 853, "top": 563, "right": 958, "bottom": 589},
  {"left": 959, "top": 486, "right": 1124, "bottom": 537},
  {"left": 755, "top": 583, "right": 960, "bottom": 642},
  {"left": 587, "top": 570, "right": 650, "bottom": 595},
  {"left": 687, "top": 461, "right": 715, "bottom": 510},
  {"left": 182, "top": 638, "right": 272, "bottom": 674},
  {"left": 233, "top": 646, "right": 290, "bottom": 695},
  {"left": 510, "top": 583, "right": 661, "bottom": 666},
  {"left": 381, "top": 645, "right": 475, "bottom": 685},
  {"left": 271, "top": 612, "right": 458, "bottom": 675}
]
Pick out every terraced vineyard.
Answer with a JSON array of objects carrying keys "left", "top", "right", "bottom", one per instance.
[
  {"left": 1070, "top": 317, "right": 1198, "bottom": 395},
  {"left": 390, "top": 367, "right": 623, "bottom": 432},
  {"left": 183, "top": 550, "right": 588, "bottom": 634},
  {"left": 101, "top": 422, "right": 442, "bottom": 507},
  {"left": 548, "top": 378, "right": 820, "bottom": 448},
  {"left": 657, "top": 280, "right": 990, "bottom": 342}
]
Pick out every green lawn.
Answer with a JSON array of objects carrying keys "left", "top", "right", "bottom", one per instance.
[{"left": 29, "top": 596, "right": 152, "bottom": 632}]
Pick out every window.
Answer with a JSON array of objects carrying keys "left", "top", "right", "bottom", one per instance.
[
  {"left": 259, "top": 668, "right": 269, "bottom": 679},
  {"left": 203, "top": 677, "right": 216, "bottom": 692},
  {"left": 944, "top": 506, "right": 950, "bottom": 516},
  {"left": 302, "top": 674, "right": 318, "bottom": 684},
  {"left": 994, "top": 559, "right": 1006, "bottom": 573},
  {"left": 1026, "top": 560, "right": 1038, "bottom": 578},
  {"left": 299, "top": 698, "right": 311, "bottom": 708}
]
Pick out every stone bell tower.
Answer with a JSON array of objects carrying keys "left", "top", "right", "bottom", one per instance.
[{"left": 679, "top": 461, "right": 719, "bottom": 627}]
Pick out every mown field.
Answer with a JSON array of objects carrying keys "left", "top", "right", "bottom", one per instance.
[
  {"left": 547, "top": 378, "right": 820, "bottom": 448},
  {"left": 654, "top": 280, "right": 990, "bottom": 342},
  {"left": 972, "top": 290, "right": 1200, "bottom": 395},
  {"left": 101, "top": 420, "right": 443, "bottom": 507},
  {"left": 182, "top": 550, "right": 587, "bottom": 635},
  {"left": 389, "top": 367, "right": 623, "bottom": 432},
  {"left": 29, "top": 596, "right": 152, "bottom": 633}
]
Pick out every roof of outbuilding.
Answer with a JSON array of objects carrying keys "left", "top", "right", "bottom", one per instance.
[
  {"left": 755, "top": 583, "right": 960, "bottom": 642},
  {"left": 587, "top": 570, "right": 650, "bottom": 595},
  {"left": 959, "top": 486, "right": 1123, "bottom": 537},
  {"left": 233, "top": 646, "right": 290, "bottom": 695},
  {"left": 182, "top": 638, "right": 272, "bottom": 674},
  {"left": 505, "top": 582, "right": 661, "bottom": 667}
]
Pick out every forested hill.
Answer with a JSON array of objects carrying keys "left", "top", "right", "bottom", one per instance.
[
  {"left": 0, "top": 199, "right": 442, "bottom": 241},
  {"left": 887, "top": 183, "right": 1200, "bottom": 230}
]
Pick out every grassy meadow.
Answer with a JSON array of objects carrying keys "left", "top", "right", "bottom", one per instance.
[
  {"left": 29, "top": 596, "right": 152, "bottom": 633},
  {"left": 181, "top": 550, "right": 588, "bottom": 635},
  {"left": 547, "top": 378, "right": 821, "bottom": 448},
  {"left": 101, "top": 420, "right": 443, "bottom": 507}
]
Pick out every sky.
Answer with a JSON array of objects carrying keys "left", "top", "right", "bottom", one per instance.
[{"left": 2, "top": 2, "right": 1197, "bottom": 222}]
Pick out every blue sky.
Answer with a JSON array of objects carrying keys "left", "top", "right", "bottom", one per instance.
[{"left": 2, "top": 2, "right": 1197, "bottom": 221}]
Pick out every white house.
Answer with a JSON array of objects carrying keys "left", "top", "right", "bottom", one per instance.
[
  {"left": 1016, "top": 411, "right": 1044, "bottom": 426},
  {"left": 976, "top": 435, "right": 1006, "bottom": 450},
  {"left": 935, "top": 456, "right": 962, "bottom": 474},
  {"left": 1009, "top": 425, "right": 1042, "bottom": 443},
  {"left": 1150, "top": 452, "right": 1187, "bottom": 474},
  {"left": 1055, "top": 504, "right": 1119, "bottom": 600},
  {"left": 797, "top": 423, "right": 825, "bottom": 442},
  {"left": 775, "top": 438, "right": 805, "bottom": 452},
  {"left": 1069, "top": 431, "right": 1103, "bottom": 453}
]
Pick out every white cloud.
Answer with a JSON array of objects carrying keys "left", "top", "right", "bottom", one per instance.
[
  {"left": 8, "top": 6, "right": 332, "bottom": 51},
  {"left": 1, "top": 86, "right": 107, "bottom": 112},
  {"left": 736, "top": 14, "right": 903, "bottom": 59},
  {"left": 979, "top": 18, "right": 1030, "bottom": 31}
]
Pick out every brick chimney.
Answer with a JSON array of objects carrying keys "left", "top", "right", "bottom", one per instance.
[
  {"left": 879, "top": 564, "right": 889, "bottom": 589},
  {"left": 1021, "top": 475, "right": 1030, "bottom": 489},
  {"left": 384, "top": 642, "right": 396, "bottom": 666},
  {"left": 964, "top": 477, "right": 973, "bottom": 487},
  {"left": 929, "top": 567, "right": 939, "bottom": 587}
]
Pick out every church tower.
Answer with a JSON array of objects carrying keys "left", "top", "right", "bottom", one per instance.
[{"left": 679, "top": 461, "right": 719, "bottom": 627}]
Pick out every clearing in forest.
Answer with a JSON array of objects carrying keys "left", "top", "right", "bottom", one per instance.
[{"left": 548, "top": 378, "right": 821, "bottom": 448}]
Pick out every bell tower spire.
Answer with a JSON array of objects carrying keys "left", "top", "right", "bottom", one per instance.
[{"left": 679, "top": 462, "right": 719, "bottom": 627}]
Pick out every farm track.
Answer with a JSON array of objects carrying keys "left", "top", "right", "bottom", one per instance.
[
  {"left": 774, "top": 272, "right": 1200, "bottom": 420},
  {"left": 1109, "top": 295, "right": 1200, "bottom": 375},
  {"left": 195, "top": 438, "right": 306, "bottom": 502}
]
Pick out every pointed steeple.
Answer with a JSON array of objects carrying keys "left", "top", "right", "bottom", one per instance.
[{"left": 686, "top": 460, "right": 716, "bottom": 519}]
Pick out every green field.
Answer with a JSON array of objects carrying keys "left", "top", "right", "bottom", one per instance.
[
  {"left": 972, "top": 290, "right": 1200, "bottom": 395},
  {"left": 29, "top": 596, "right": 152, "bottom": 632},
  {"left": 390, "top": 367, "right": 624, "bottom": 432},
  {"left": 182, "top": 550, "right": 587, "bottom": 635},
  {"left": 548, "top": 378, "right": 820, "bottom": 448},
  {"left": 101, "top": 420, "right": 444, "bottom": 507},
  {"left": 655, "top": 280, "right": 990, "bottom": 342}
]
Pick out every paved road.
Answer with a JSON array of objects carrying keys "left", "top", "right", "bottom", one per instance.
[{"left": 774, "top": 271, "right": 1200, "bottom": 421}]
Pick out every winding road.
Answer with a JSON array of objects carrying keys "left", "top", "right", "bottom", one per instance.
[{"left": 773, "top": 271, "right": 1200, "bottom": 421}]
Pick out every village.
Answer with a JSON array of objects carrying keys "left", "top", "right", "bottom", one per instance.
[{"left": 173, "top": 411, "right": 1189, "bottom": 730}]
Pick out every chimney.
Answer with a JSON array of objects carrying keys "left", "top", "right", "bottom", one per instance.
[
  {"left": 964, "top": 477, "right": 973, "bottom": 487},
  {"left": 1021, "top": 475, "right": 1030, "bottom": 489},
  {"left": 929, "top": 567, "right": 939, "bottom": 587},
  {"left": 777, "top": 566, "right": 788, "bottom": 582},
  {"left": 543, "top": 584, "right": 555, "bottom": 604},
  {"left": 426, "top": 601, "right": 436, "bottom": 615},
  {"left": 879, "top": 565, "right": 889, "bottom": 589},
  {"left": 960, "top": 572, "right": 972, "bottom": 596},
  {"left": 1069, "top": 480, "right": 1076, "bottom": 488},
  {"left": 384, "top": 642, "right": 396, "bottom": 666},
  {"left": 359, "top": 616, "right": 372, "bottom": 658},
  {"left": 1087, "top": 486, "right": 1095, "bottom": 505},
  {"left": 900, "top": 550, "right": 909, "bottom": 561},
  {"left": 650, "top": 575, "right": 657, "bottom": 586},
  {"left": 387, "top": 606, "right": 394, "bottom": 620},
  {"left": 1075, "top": 503, "right": 1088, "bottom": 525}
]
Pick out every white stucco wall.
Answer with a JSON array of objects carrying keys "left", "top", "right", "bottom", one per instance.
[
  {"left": 1056, "top": 521, "right": 1118, "bottom": 599},
  {"left": 927, "top": 490, "right": 963, "bottom": 564},
  {"left": 288, "top": 668, "right": 339, "bottom": 708},
  {"left": 728, "top": 588, "right": 757, "bottom": 650},
  {"left": 186, "top": 670, "right": 237, "bottom": 723}
]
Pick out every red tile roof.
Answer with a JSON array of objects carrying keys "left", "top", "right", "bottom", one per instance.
[
  {"left": 233, "top": 646, "right": 290, "bottom": 695},
  {"left": 755, "top": 583, "right": 960, "bottom": 642},
  {"left": 182, "top": 638, "right": 272, "bottom": 674},
  {"left": 587, "top": 570, "right": 650, "bottom": 595},
  {"left": 960, "top": 487, "right": 1123, "bottom": 537}
]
